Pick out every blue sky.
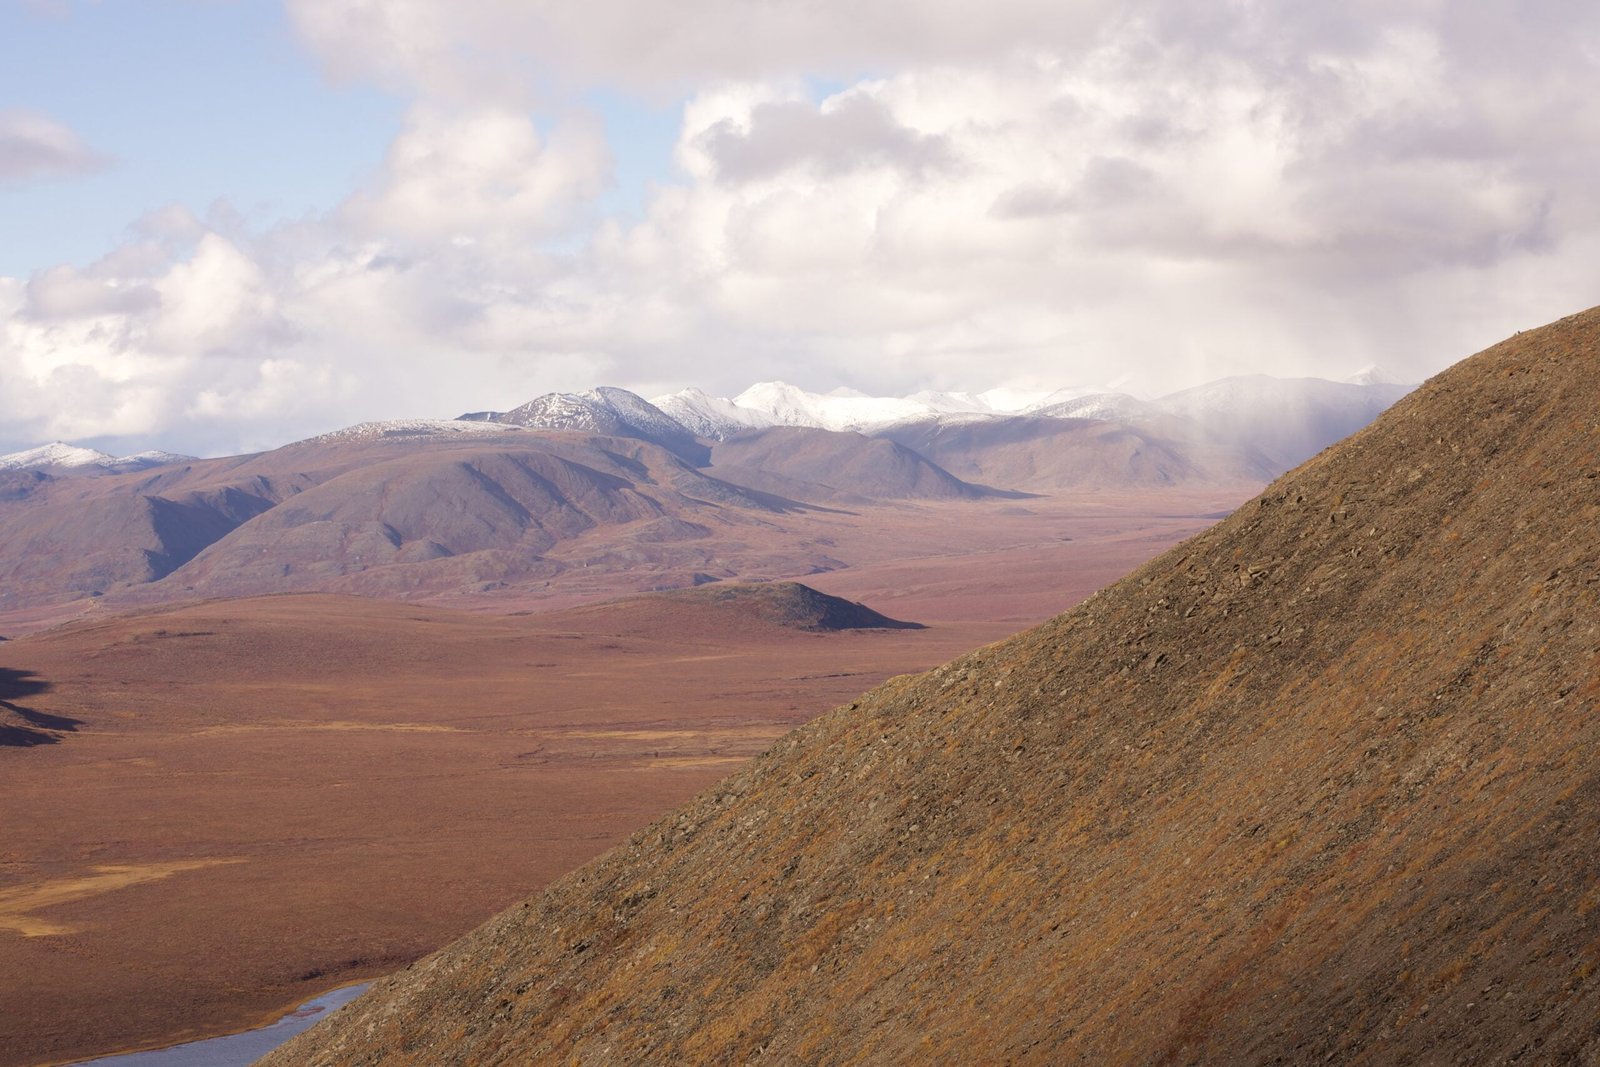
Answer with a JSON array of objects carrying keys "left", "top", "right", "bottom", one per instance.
[
  {"left": 1, "top": 2, "right": 687, "bottom": 274},
  {"left": 1, "top": 1, "right": 397, "bottom": 273},
  {"left": 4, "top": 1, "right": 1599, "bottom": 457}
]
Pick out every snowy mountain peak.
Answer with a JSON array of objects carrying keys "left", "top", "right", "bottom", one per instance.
[
  {"left": 0, "top": 442, "right": 116, "bottom": 472},
  {"left": 105, "top": 450, "right": 196, "bottom": 473},
  {"left": 731, "top": 381, "right": 931, "bottom": 432},
  {"left": 651, "top": 387, "right": 774, "bottom": 440},
  {"left": 1032, "top": 392, "right": 1163, "bottom": 421},
  {"left": 494, "top": 387, "right": 689, "bottom": 438},
  {"left": 0, "top": 442, "right": 195, "bottom": 475},
  {"left": 475, "top": 387, "right": 708, "bottom": 464},
  {"left": 1343, "top": 365, "right": 1399, "bottom": 386},
  {"left": 533, "top": 373, "right": 1421, "bottom": 461},
  {"left": 309, "top": 419, "right": 521, "bottom": 445}
]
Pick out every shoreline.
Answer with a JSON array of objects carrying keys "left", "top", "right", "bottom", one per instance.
[{"left": 51, "top": 977, "right": 379, "bottom": 1067}]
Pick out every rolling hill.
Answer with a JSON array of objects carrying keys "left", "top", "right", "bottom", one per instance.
[
  {"left": 709, "top": 426, "right": 989, "bottom": 503},
  {"left": 876, "top": 413, "right": 1275, "bottom": 491},
  {"left": 268, "top": 307, "right": 1600, "bottom": 1065}
]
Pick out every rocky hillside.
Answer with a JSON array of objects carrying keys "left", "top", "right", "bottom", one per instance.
[{"left": 267, "top": 306, "right": 1600, "bottom": 1065}]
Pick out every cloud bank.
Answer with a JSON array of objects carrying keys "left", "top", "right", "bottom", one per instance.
[{"left": 5, "top": 1, "right": 1600, "bottom": 456}]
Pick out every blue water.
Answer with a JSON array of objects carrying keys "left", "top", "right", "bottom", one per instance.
[{"left": 70, "top": 982, "right": 371, "bottom": 1066}]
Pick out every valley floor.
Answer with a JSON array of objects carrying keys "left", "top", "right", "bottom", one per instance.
[{"left": 0, "top": 489, "right": 1247, "bottom": 1067}]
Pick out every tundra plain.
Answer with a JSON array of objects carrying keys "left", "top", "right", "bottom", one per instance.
[{"left": 0, "top": 489, "right": 1243, "bottom": 1066}]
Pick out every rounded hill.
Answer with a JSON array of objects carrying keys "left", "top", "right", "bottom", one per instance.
[{"left": 659, "top": 581, "right": 924, "bottom": 632}]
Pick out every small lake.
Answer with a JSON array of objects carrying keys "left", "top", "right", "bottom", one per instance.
[{"left": 70, "top": 982, "right": 371, "bottom": 1067}]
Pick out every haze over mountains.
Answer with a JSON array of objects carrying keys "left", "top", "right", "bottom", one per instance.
[
  {"left": 0, "top": 372, "right": 1408, "bottom": 627},
  {"left": 652, "top": 373, "right": 1411, "bottom": 468},
  {"left": 267, "top": 308, "right": 1600, "bottom": 1065}
]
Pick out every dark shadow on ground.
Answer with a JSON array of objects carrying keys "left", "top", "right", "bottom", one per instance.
[{"left": 0, "top": 668, "right": 78, "bottom": 747}]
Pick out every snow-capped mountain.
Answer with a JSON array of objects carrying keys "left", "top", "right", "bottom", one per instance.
[
  {"left": 105, "top": 450, "right": 194, "bottom": 473},
  {"left": 653, "top": 381, "right": 1043, "bottom": 439},
  {"left": 652, "top": 387, "right": 776, "bottom": 439},
  {"left": 467, "top": 387, "right": 708, "bottom": 465},
  {"left": 6, "top": 372, "right": 1411, "bottom": 486},
  {"left": 1032, "top": 393, "right": 1165, "bottom": 421},
  {"left": 309, "top": 419, "right": 523, "bottom": 445},
  {"left": 648, "top": 375, "right": 1416, "bottom": 454},
  {"left": 642, "top": 373, "right": 1424, "bottom": 479},
  {"left": 730, "top": 382, "right": 933, "bottom": 433},
  {"left": 0, "top": 442, "right": 116, "bottom": 471},
  {"left": 0, "top": 442, "right": 195, "bottom": 475}
]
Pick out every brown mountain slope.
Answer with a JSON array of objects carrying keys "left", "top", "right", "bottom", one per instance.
[
  {"left": 708, "top": 425, "right": 987, "bottom": 503},
  {"left": 0, "top": 430, "right": 522, "bottom": 615},
  {"left": 0, "top": 430, "right": 836, "bottom": 619},
  {"left": 876, "top": 412, "right": 1276, "bottom": 491},
  {"left": 0, "top": 463, "right": 306, "bottom": 608},
  {"left": 138, "top": 443, "right": 680, "bottom": 601},
  {"left": 269, "top": 306, "right": 1600, "bottom": 1066}
]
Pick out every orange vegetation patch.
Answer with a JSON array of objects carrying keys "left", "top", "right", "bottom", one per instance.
[{"left": 0, "top": 861, "right": 243, "bottom": 937}]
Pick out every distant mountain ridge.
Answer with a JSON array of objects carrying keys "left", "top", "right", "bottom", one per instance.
[
  {"left": 646, "top": 375, "right": 1414, "bottom": 473},
  {"left": 5, "top": 371, "right": 1410, "bottom": 476},
  {"left": 0, "top": 371, "right": 1414, "bottom": 620},
  {"left": 461, "top": 386, "right": 710, "bottom": 466},
  {"left": 0, "top": 442, "right": 194, "bottom": 475}
]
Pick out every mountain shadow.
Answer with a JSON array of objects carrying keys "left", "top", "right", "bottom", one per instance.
[{"left": 0, "top": 668, "right": 77, "bottom": 747}]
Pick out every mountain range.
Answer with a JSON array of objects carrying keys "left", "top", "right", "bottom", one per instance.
[
  {"left": 0, "top": 373, "right": 1409, "bottom": 626},
  {"left": 652, "top": 374, "right": 1411, "bottom": 469}
]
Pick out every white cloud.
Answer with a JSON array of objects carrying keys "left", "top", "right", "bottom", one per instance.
[
  {"left": 145, "top": 233, "right": 288, "bottom": 356},
  {"left": 692, "top": 92, "right": 957, "bottom": 183},
  {"left": 25, "top": 264, "right": 159, "bottom": 320},
  {"left": 341, "top": 104, "right": 611, "bottom": 245},
  {"left": 0, "top": 109, "right": 108, "bottom": 184}
]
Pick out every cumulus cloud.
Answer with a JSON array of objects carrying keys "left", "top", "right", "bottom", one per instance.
[
  {"left": 0, "top": 109, "right": 108, "bottom": 184},
  {"left": 690, "top": 93, "right": 956, "bottom": 183},
  {"left": 25, "top": 264, "right": 159, "bottom": 320},
  {"left": 341, "top": 104, "right": 611, "bottom": 244},
  {"left": 6, "top": 1, "right": 1600, "bottom": 455}
]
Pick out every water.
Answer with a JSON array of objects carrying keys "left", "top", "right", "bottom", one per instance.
[{"left": 70, "top": 982, "right": 371, "bottom": 1066}]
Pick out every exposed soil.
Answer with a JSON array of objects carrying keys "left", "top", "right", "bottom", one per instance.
[{"left": 267, "top": 308, "right": 1600, "bottom": 1065}]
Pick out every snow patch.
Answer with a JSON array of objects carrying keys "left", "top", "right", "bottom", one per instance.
[
  {"left": 307, "top": 419, "right": 522, "bottom": 444},
  {"left": 0, "top": 442, "right": 116, "bottom": 471}
]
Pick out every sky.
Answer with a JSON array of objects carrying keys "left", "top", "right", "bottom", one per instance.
[{"left": 3, "top": 0, "right": 1599, "bottom": 458}]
